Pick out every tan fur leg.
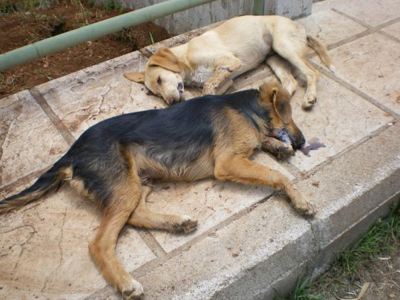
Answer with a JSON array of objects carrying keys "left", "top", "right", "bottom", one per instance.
[
  {"left": 89, "top": 177, "right": 144, "bottom": 299},
  {"left": 272, "top": 41, "right": 319, "bottom": 110},
  {"left": 128, "top": 186, "right": 198, "bottom": 234},
  {"left": 281, "top": 55, "right": 318, "bottom": 110},
  {"left": 214, "top": 155, "right": 314, "bottom": 216},
  {"left": 203, "top": 56, "right": 242, "bottom": 95},
  {"left": 266, "top": 56, "right": 298, "bottom": 95}
]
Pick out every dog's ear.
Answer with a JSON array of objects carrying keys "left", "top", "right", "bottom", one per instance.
[
  {"left": 271, "top": 87, "right": 292, "bottom": 125},
  {"left": 148, "top": 48, "right": 182, "bottom": 73},
  {"left": 260, "top": 83, "right": 292, "bottom": 124},
  {"left": 124, "top": 72, "right": 145, "bottom": 83}
]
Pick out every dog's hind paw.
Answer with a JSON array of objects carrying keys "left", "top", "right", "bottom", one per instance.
[
  {"left": 122, "top": 279, "right": 144, "bottom": 300},
  {"left": 302, "top": 94, "right": 317, "bottom": 110},
  {"left": 172, "top": 216, "right": 198, "bottom": 234}
]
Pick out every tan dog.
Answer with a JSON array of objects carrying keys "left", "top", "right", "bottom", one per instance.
[{"left": 124, "top": 15, "right": 333, "bottom": 109}]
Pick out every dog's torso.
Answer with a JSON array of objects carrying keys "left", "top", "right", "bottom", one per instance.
[{"left": 63, "top": 90, "right": 268, "bottom": 203}]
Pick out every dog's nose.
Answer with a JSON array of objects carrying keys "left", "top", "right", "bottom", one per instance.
[{"left": 293, "top": 134, "right": 306, "bottom": 150}]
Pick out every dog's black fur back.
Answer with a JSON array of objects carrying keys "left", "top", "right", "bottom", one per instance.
[{"left": 1, "top": 89, "right": 267, "bottom": 211}]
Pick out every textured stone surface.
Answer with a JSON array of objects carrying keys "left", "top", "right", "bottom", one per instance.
[
  {"left": 298, "top": 9, "right": 366, "bottom": 46},
  {"left": 382, "top": 21, "right": 400, "bottom": 40},
  {"left": 321, "top": 33, "right": 400, "bottom": 115},
  {"left": 288, "top": 75, "right": 392, "bottom": 172},
  {"left": 0, "top": 91, "right": 68, "bottom": 187},
  {"left": 0, "top": 183, "right": 155, "bottom": 299},
  {"left": 313, "top": 0, "right": 400, "bottom": 27},
  {"left": 35, "top": 51, "right": 162, "bottom": 139}
]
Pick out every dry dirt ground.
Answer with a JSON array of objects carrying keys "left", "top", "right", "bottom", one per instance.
[{"left": 0, "top": 0, "right": 170, "bottom": 98}]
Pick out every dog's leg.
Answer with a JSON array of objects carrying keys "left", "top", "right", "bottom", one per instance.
[
  {"left": 272, "top": 42, "right": 319, "bottom": 110},
  {"left": 128, "top": 186, "right": 198, "bottom": 234},
  {"left": 214, "top": 155, "right": 315, "bottom": 216},
  {"left": 266, "top": 56, "right": 298, "bottom": 95},
  {"left": 203, "top": 56, "right": 242, "bottom": 95},
  {"left": 261, "top": 136, "right": 294, "bottom": 160},
  {"left": 89, "top": 178, "right": 144, "bottom": 299}
]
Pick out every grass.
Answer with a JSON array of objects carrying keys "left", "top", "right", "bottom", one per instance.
[
  {"left": 281, "top": 201, "right": 400, "bottom": 300},
  {"left": 148, "top": 31, "right": 155, "bottom": 44},
  {"left": 337, "top": 210, "right": 400, "bottom": 276},
  {"left": 102, "top": 0, "right": 122, "bottom": 12}
]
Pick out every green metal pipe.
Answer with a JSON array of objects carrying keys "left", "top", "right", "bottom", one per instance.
[{"left": 0, "top": 0, "right": 216, "bottom": 71}]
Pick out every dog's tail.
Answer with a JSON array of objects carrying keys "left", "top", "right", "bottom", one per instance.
[
  {"left": 307, "top": 36, "right": 335, "bottom": 72},
  {"left": 0, "top": 160, "right": 70, "bottom": 215}
]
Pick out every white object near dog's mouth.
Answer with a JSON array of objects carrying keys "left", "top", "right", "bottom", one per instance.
[{"left": 276, "top": 129, "right": 291, "bottom": 144}]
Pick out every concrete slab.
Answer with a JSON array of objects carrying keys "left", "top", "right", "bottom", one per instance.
[
  {"left": 382, "top": 20, "right": 400, "bottom": 40},
  {"left": 312, "top": 0, "right": 400, "bottom": 27},
  {"left": 288, "top": 75, "right": 392, "bottom": 172},
  {"left": 0, "top": 182, "right": 155, "bottom": 299},
  {"left": 88, "top": 196, "right": 314, "bottom": 300},
  {"left": 34, "top": 51, "right": 165, "bottom": 139},
  {"left": 319, "top": 33, "right": 400, "bottom": 115},
  {"left": 299, "top": 9, "right": 366, "bottom": 46},
  {"left": 0, "top": 91, "right": 68, "bottom": 187}
]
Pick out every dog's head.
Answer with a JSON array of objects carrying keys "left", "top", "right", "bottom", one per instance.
[
  {"left": 124, "top": 48, "right": 185, "bottom": 105},
  {"left": 259, "top": 82, "right": 305, "bottom": 150}
]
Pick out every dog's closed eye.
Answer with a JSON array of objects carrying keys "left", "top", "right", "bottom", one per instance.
[{"left": 157, "top": 76, "right": 162, "bottom": 85}]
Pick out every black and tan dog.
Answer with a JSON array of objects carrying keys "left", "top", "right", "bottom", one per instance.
[{"left": 0, "top": 82, "right": 314, "bottom": 299}]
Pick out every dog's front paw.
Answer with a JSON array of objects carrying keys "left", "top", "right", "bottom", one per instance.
[
  {"left": 172, "top": 215, "right": 198, "bottom": 234},
  {"left": 274, "top": 144, "right": 295, "bottom": 160},
  {"left": 294, "top": 199, "right": 315, "bottom": 217},
  {"left": 286, "top": 187, "right": 316, "bottom": 217},
  {"left": 122, "top": 279, "right": 144, "bottom": 300}
]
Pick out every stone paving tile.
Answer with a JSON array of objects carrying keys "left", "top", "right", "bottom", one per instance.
[
  {"left": 0, "top": 182, "right": 155, "bottom": 299},
  {"left": 312, "top": 0, "right": 400, "bottom": 27},
  {"left": 148, "top": 153, "right": 294, "bottom": 253},
  {"left": 318, "top": 33, "right": 400, "bottom": 115},
  {"left": 35, "top": 51, "right": 165, "bottom": 139},
  {"left": 298, "top": 9, "right": 366, "bottom": 46},
  {"left": 382, "top": 20, "right": 400, "bottom": 40},
  {"left": 288, "top": 75, "right": 392, "bottom": 172},
  {"left": 0, "top": 90, "right": 68, "bottom": 188}
]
